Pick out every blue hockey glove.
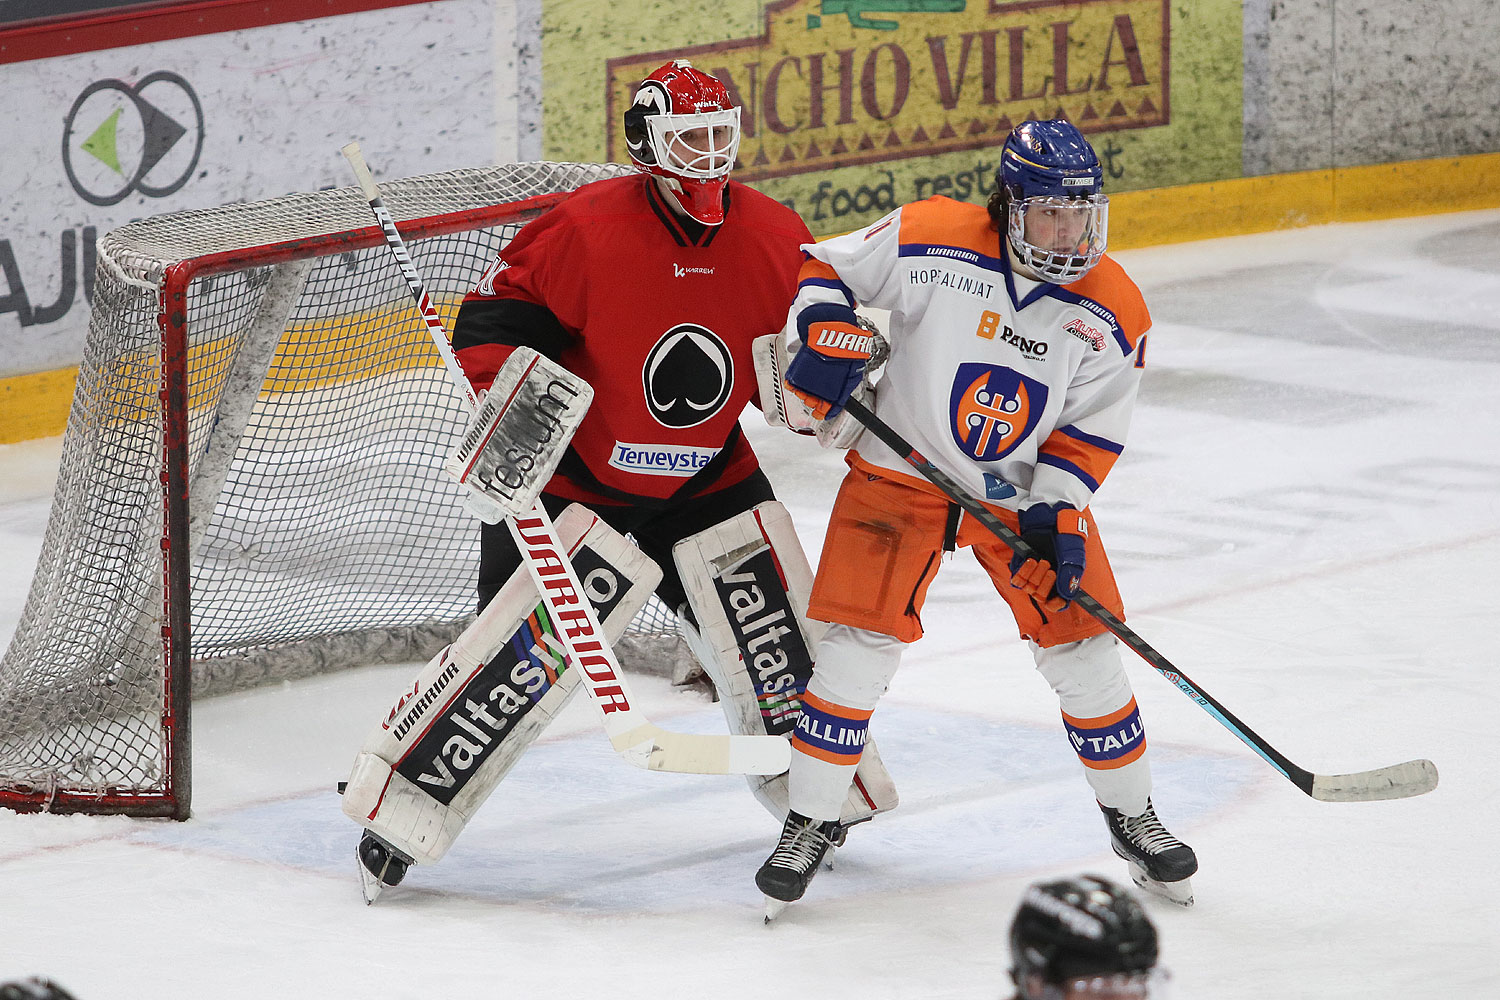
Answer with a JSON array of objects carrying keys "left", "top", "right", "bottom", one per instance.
[
  {"left": 1008, "top": 502, "right": 1088, "bottom": 611},
  {"left": 784, "top": 302, "right": 873, "bottom": 419}
]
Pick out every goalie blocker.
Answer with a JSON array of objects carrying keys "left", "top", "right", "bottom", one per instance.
[
  {"left": 443, "top": 347, "right": 591, "bottom": 524},
  {"left": 674, "top": 501, "right": 897, "bottom": 826},
  {"left": 342, "top": 504, "right": 660, "bottom": 866}
]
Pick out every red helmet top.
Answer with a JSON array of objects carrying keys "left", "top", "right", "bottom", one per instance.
[{"left": 623, "top": 60, "right": 741, "bottom": 225}]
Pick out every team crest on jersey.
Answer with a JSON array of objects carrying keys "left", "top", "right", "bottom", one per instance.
[
  {"left": 642, "top": 323, "right": 734, "bottom": 428},
  {"left": 949, "top": 363, "right": 1048, "bottom": 462}
]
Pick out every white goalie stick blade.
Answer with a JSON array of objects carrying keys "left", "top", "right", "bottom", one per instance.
[
  {"left": 1309, "top": 759, "right": 1439, "bottom": 802},
  {"left": 509, "top": 506, "right": 791, "bottom": 777},
  {"left": 443, "top": 347, "right": 592, "bottom": 523}
]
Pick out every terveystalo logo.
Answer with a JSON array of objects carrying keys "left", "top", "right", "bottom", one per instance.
[
  {"left": 606, "top": 0, "right": 1166, "bottom": 183},
  {"left": 63, "top": 71, "right": 204, "bottom": 206}
]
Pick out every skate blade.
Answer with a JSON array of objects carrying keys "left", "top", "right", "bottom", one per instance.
[
  {"left": 763, "top": 897, "right": 790, "bottom": 923},
  {"left": 358, "top": 858, "right": 387, "bottom": 905},
  {"left": 1126, "top": 862, "right": 1194, "bottom": 907}
]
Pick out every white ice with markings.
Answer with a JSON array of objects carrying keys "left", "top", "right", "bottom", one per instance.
[{"left": 1, "top": 210, "right": 1496, "bottom": 999}]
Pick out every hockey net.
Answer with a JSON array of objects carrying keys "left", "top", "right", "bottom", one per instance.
[{"left": 0, "top": 161, "right": 692, "bottom": 819}]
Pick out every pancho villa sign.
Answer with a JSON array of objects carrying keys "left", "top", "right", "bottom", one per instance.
[{"left": 605, "top": 0, "right": 1168, "bottom": 183}]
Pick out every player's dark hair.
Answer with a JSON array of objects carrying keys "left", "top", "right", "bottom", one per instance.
[{"left": 986, "top": 183, "right": 1010, "bottom": 232}]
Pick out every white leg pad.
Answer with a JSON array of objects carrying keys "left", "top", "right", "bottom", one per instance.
[
  {"left": 674, "top": 505, "right": 899, "bottom": 823},
  {"left": 341, "top": 503, "right": 660, "bottom": 865}
]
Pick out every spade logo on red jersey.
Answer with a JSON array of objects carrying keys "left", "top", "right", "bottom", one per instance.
[
  {"left": 643, "top": 323, "right": 734, "bottom": 428},
  {"left": 949, "top": 363, "right": 1048, "bottom": 461}
]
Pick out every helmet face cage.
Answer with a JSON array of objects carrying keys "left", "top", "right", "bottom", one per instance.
[
  {"left": 1007, "top": 193, "right": 1108, "bottom": 284},
  {"left": 641, "top": 106, "right": 741, "bottom": 180},
  {"left": 999, "top": 119, "right": 1108, "bottom": 284}
]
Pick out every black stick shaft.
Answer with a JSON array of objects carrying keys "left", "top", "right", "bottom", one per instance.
[{"left": 843, "top": 397, "right": 1317, "bottom": 795}]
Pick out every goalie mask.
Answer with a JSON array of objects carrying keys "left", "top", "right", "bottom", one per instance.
[
  {"left": 624, "top": 60, "right": 741, "bottom": 225},
  {"left": 999, "top": 120, "right": 1109, "bottom": 285},
  {"left": 1009, "top": 875, "right": 1164, "bottom": 999}
]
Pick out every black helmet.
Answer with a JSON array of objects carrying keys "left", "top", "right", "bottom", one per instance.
[{"left": 1010, "top": 875, "right": 1158, "bottom": 997}]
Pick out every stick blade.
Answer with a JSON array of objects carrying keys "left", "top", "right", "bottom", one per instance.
[
  {"left": 1311, "top": 759, "right": 1438, "bottom": 802},
  {"left": 639, "top": 731, "right": 791, "bottom": 776}
]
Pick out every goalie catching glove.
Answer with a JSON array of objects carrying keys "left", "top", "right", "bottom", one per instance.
[
  {"left": 443, "top": 347, "right": 592, "bottom": 523},
  {"left": 1009, "top": 502, "right": 1088, "bottom": 611},
  {"left": 784, "top": 302, "right": 873, "bottom": 419}
]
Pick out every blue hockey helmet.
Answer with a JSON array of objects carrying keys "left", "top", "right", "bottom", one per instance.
[{"left": 997, "top": 120, "right": 1108, "bottom": 284}]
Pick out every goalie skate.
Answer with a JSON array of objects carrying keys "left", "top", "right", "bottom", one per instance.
[{"left": 357, "top": 831, "right": 413, "bottom": 905}]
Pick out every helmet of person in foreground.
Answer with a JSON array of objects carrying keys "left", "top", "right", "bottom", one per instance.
[
  {"left": 996, "top": 119, "right": 1108, "bottom": 284},
  {"left": 1009, "top": 874, "right": 1163, "bottom": 999},
  {"left": 623, "top": 59, "right": 741, "bottom": 225}
]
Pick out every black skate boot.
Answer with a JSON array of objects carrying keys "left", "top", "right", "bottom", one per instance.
[
  {"left": 756, "top": 811, "right": 842, "bottom": 920},
  {"left": 357, "top": 830, "right": 412, "bottom": 905},
  {"left": 1100, "top": 798, "right": 1198, "bottom": 907}
]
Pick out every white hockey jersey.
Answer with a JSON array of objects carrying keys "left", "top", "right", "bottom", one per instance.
[{"left": 789, "top": 196, "right": 1151, "bottom": 512}]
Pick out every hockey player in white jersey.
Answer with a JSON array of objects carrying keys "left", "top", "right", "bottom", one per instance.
[{"left": 754, "top": 120, "right": 1197, "bottom": 912}]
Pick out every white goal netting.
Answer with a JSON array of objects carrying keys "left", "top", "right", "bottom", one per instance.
[{"left": 0, "top": 162, "right": 690, "bottom": 817}]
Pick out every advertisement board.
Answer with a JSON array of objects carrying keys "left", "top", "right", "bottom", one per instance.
[
  {"left": 0, "top": 0, "right": 504, "bottom": 379},
  {"left": 544, "top": 0, "right": 1241, "bottom": 234}
]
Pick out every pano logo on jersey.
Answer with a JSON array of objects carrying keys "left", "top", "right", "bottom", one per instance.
[
  {"left": 642, "top": 323, "right": 734, "bottom": 427},
  {"left": 610, "top": 441, "right": 721, "bottom": 477},
  {"left": 999, "top": 325, "right": 1049, "bottom": 361},
  {"left": 948, "top": 363, "right": 1048, "bottom": 462}
]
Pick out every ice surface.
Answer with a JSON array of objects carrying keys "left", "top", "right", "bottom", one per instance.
[{"left": 1, "top": 210, "right": 1496, "bottom": 999}]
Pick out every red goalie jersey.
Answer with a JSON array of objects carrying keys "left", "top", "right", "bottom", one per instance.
[{"left": 453, "top": 173, "right": 812, "bottom": 505}]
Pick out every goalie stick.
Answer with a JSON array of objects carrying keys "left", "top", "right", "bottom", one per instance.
[
  {"left": 341, "top": 141, "right": 790, "bottom": 777},
  {"left": 843, "top": 397, "right": 1438, "bottom": 803}
]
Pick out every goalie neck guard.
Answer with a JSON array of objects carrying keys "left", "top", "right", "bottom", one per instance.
[{"left": 623, "top": 60, "right": 741, "bottom": 226}]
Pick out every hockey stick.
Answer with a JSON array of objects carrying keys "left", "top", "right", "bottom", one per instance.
[
  {"left": 843, "top": 397, "right": 1438, "bottom": 802},
  {"left": 340, "top": 142, "right": 790, "bottom": 777}
]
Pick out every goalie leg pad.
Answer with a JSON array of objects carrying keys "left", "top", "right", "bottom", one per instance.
[
  {"left": 673, "top": 503, "right": 898, "bottom": 824},
  {"left": 342, "top": 503, "right": 661, "bottom": 865}
]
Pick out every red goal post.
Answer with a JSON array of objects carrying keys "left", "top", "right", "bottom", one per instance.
[{"left": 0, "top": 161, "right": 689, "bottom": 819}]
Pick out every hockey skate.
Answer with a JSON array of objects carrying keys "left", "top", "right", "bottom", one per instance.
[
  {"left": 756, "top": 811, "right": 843, "bottom": 922},
  {"left": 357, "top": 830, "right": 413, "bottom": 905},
  {"left": 1100, "top": 798, "right": 1198, "bottom": 908}
]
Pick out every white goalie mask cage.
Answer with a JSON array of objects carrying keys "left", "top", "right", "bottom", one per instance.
[{"left": 639, "top": 107, "right": 742, "bottom": 180}]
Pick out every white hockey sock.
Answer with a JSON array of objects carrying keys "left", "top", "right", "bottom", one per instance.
[
  {"left": 787, "top": 625, "right": 903, "bottom": 821},
  {"left": 1033, "top": 633, "right": 1151, "bottom": 816}
]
